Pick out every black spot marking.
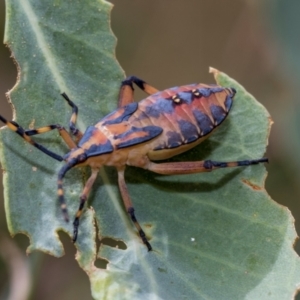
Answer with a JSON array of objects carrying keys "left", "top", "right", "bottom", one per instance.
[
  {"left": 178, "top": 120, "right": 199, "bottom": 143},
  {"left": 127, "top": 207, "right": 137, "bottom": 222},
  {"left": 193, "top": 109, "right": 214, "bottom": 136},
  {"left": 102, "top": 102, "right": 138, "bottom": 125},
  {"left": 204, "top": 160, "right": 228, "bottom": 169},
  {"left": 167, "top": 92, "right": 193, "bottom": 105},
  {"left": 203, "top": 160, "right": 213, "bottom": 169},
  {"left": 115, "top": 126, "right": 163, "bottom": 149},
  {"left": 210, "top": 105, "right": 227, "bottom": 126},
  {"left": 171, "top": 95, "right": 181, "bottom": 104},
  {"left": 192, "top": 89, "right": 201, "bottom": 98},
  {"left": 166, "top": 131, "right": 182, "bottom": 148}
]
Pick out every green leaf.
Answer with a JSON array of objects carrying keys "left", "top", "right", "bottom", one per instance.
[
  {"left": 1, "top": 1, "right": 300, "bottom": 299},
  {"left": 1, "top": 0, "right": 123, "bottom": 256}
]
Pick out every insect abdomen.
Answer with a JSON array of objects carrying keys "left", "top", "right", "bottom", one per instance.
[{"left": 137, "top": 84, "right": 236, "bottom": 160}]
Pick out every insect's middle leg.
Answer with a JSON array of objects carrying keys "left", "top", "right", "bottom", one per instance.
[
  {"left": 61, "top": 93, "right": 83, "bottom": 142},
  {"left": 72, "top": 168, "right": 99, "bottom": 242},
  {"left": 118, "top": 76, "right": 159, "bottom": 107},
  {"left": 117, "top": 167, "right": 152, "bottom": 251},
  {"left": 145, "top": 158, "right": 268, "bottom": 175}
]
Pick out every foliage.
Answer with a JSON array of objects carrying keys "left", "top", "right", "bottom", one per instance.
[{"left": 1, "top": 1, "right": 299, "bottom": 299}]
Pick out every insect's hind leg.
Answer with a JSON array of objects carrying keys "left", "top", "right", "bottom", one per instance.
[
  {"left": 117, "top": 167, "right": 152, "bottom": 251},
  {"left": 145, "top": 158, "right": 268, "bottom": 175},
  {"left": 118, "top": 76, "right": 159, "bottom": 107},
  {"left": 61, "top": 93, "right": 83, "bottom": 142}
]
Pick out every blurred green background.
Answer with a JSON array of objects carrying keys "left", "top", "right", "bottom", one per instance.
[{"left": 0, "top": 1, "right": 299, "bottom": 299}]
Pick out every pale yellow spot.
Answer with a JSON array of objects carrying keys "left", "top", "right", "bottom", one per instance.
[
  {"left": 29, "top": 119, "right": 35, "bottom": 130},
  {"left": 71, "top": 113, "right": 76, "bottom": 123}
]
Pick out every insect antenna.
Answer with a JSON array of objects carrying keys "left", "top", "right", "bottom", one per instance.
[{"left": 57, "top": 155, "right": 86, "bottom": 223}]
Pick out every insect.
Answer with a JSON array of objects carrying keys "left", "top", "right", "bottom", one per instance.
[{"left": 0, "top": 76, "right": 268, "bottom": 251}]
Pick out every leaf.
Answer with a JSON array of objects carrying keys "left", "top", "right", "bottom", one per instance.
[
  {"left": 1, "top": 1, "right": 300, "bottom": 300},
  {"left": 1, "top": 0, "right": 123, "bottom": 255}
]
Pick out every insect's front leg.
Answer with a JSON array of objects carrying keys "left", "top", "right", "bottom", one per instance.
[
  {"left": 144, "top": 158, "right": 268, "bottom": 175},
  {"left": 118, "top": 76, "right": 159, "bottom": 107},
  {"left": 117, "top": 167, "right": 152, "bottom": 251},
  {"left": 0, "top": 92, "right": 83, "bottom": 161},
  {"left": 0, "top": 115, "right": 64, "bottom": 162},
  {"left": 25, "top": 124, "right": 77, "bottom": 149}
]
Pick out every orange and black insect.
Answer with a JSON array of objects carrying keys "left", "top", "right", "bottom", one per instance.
[{"left": 0, "top": 76, "right": 268, "bottom": 251}]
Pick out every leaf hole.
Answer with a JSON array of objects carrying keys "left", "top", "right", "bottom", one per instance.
[
  {"left": 94, "top": 217, "right": 127, "bottom": 250},
  {"left": 13, "top": 232, "right": 31, "bottom": 250},
  {"left": 100, "top": 237, "right": 127, "bottom": 250},
  {"left": 94, "top": 257, "right": 108, "bottom": 269}
]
